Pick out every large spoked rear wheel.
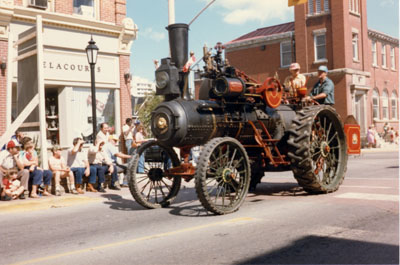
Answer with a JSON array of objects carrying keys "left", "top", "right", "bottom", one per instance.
[
  {"left": 288, "top": 105, "right": 348, "bottom": 193},
  {"left": 128, "top": 140, "right": 181, "bottom": 208},
  {"left": 195, "top": 137, "right": 251, "bottom": 215}
]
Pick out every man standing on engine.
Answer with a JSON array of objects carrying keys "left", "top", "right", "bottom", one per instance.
[{"left": 306, "top": 65, "right": 335, "bottom": 105}]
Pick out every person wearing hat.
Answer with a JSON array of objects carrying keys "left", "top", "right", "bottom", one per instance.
[
  {"left": 284, "top": 62, "right": 306, "bottom": 98},
  {"left": 0, "top": 140, "right": 29, "bottom": 200},
  {"left": 19, "top": 137, "right": 53, "bottom": 198},
  {"left": 306, "top": 65, "right": 335, "bottom": 105},
  {"left": 104, "top": 135, "right": 132, "bottom": 188}
]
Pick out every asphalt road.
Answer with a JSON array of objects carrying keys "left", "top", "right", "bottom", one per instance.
[{"left": 0, "top": 150, "right": 398, "bottom": 265}]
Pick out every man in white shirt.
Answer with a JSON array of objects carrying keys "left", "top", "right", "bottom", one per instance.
[
  {"left": 0, "top": 140, "right": 29, "bottom": 200},
  {"left": 96, "top": 122, "right": 110, "bottom": 144},
  {"left": 88, "top": 139, "right": 116, "bottom": 192},
  {"left": 67, "top": 137, "right": 96, "bottom": 194},
  {"left": 104, "top": 135, "right": 132, "bottom": 187},
  {"left": 122, "top": 118, "right": 134, "bottom": 154}
]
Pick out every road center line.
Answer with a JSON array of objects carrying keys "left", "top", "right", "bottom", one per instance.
[{"left": 10, "top": 217, "right": 254, "bottom": 265}]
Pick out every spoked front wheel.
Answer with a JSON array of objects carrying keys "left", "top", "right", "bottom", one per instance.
[
  {"left": 127, "top": 140, "right": 181, "bottom": 208},
  {"left": 195, "top": 137, "right": 251, "bottom": 215}
]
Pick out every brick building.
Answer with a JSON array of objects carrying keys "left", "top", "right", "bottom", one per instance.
[
  {"left": 0, "top": 0, "right": 137, "bottom": 147},
  {"left": 224, "top": 0, "right": 399, "bottom": 136}
]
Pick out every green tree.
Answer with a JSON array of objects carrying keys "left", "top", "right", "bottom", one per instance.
[{"left": 137, "top": 92, "right": 163, "bottom": 137}]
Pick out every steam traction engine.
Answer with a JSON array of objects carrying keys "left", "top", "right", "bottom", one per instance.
[{"left": 127, "top": 24, "right": 353, "bottom": 215}]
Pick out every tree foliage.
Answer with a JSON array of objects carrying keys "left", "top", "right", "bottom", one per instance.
[{"left": 137, "top": 92, "right": 163, "bottom": 136}]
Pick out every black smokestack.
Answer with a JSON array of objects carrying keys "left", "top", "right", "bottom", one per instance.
[{"left": 167, "top": 23, "right": 188, "bottom": 70}]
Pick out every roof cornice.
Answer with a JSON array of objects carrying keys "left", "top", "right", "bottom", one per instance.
[
  {"left": 225, "top": 31, "right": 294, "bottom": 52},
  {"left": 0, "top": 5, "right": 137, "bottom": 37},
  {"left": 368, "top": 29, "right": 399, "bottom": 45}
]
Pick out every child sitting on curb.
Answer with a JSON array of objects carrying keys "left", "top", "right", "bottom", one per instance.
[
  {"left": 48, "top": 146, "right": 78, "bottom": 196},
  {"left": 1, "top": 169, "right": 24, "bottom": 200}
]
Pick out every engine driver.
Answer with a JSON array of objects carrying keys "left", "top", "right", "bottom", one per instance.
[
  {"left": 306, "top": 65, "right": 335, "bottom": 105},
  {"left": 283, "top": 62, "right": 306, "bottom": 97}
]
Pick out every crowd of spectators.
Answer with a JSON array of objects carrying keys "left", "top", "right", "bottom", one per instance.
[{"left": 0, "top": 120, "right": 144, "bottom": 201}]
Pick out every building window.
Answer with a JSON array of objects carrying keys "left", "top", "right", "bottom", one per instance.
[
  {"left": 372, "top": 41, "right": 377, "bottom": 66},
  {"left": 391, "top": 91, "right": 398, "bottom": 120},
  {"left": 316, "top": 0, "right": 321, "bottom": 13},
  {"left": 372, "top": 89, "right": 380, "bottom": 119},
  {"left": 73, "top": 0, "right": 95, "bottom": 18},
  {"left": 382, "top": 89, "right": 389, "bottom": 119},
  {"left": 72, "top": 87, "right": 115, "bottom": 139},
  {"left": 314, "top": 33, "right": 326, "bottom": 61},
  {"left": 352, "top": 33, "right": 359, "bottom": 61},
  {"left": 324, "top": 0, "right": 330, "bottom": 11},
  {"left": 381, "top": 44, "right": 387, "bottom": 68},
  {"left": 390, "top": 46, "right": 396, "bottom": 70},
  {"left": 349, "top": 0, "right": 359, "bottom": 14},
  {"left": 280, "top": 42, "right": 292, "bottom": 68},
  {"left": 309, "top": 0, "right": 329, "bottom": 14},
  {"left": 309, "top": 0, "right": 314, "bottom": 14}
]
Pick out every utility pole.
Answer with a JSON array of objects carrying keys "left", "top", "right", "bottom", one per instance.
[{"left": 168, "top": 0, "right": 175, "bottom": 25}]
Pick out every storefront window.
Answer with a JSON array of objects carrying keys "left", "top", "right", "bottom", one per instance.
[
  {"left": 372, "top": 89, "right": 380, "bottom": 119},
  {"left": 71, "top": 87, "right": 115, "bottom": 140}
]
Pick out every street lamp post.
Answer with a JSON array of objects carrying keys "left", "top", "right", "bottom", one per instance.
[{"left": 86, "top": 36, "right": 99, "bottom": 142}]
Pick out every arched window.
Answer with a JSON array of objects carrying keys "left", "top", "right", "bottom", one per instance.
[
  {"left": 372, "top": 89, "right": 380, "bottom": 119},
  {"left": 382, "top": 89, "right": 389, "bottom": 120},
  {"left": 391, "top": 91, "right": 398, "bottom": 120}
]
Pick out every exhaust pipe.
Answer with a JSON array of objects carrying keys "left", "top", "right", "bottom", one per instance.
[{"left": 167, "top": 23, "right": 188, "bottom": 70}]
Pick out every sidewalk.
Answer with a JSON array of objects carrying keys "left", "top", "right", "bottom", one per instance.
[
  {"left": 0, "top": 187, "right": 133, "bottom": 214},
  {"left": 361, "top": 142, "right": 399, "bottom": 154}
]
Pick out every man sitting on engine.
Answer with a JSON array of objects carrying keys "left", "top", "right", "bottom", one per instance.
[
  {"left": 306, "top": 65, "right": 335, "bottom": 105},
  {"left": 283, "top": 62, "right": 306, "bottom": 98}
]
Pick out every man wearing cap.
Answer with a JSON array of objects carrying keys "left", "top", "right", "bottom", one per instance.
[
  {"left": 307, "top": 65, "right": 335, "bottom": 105},
  {"left": 284, "top": 63, "right": 306, "bottom": 98},
  {"left": 104, "top": 135, "right": 132, "bottom": 189},
  {"left": 0, "top": 140, "right": 29, "bottom": 200}
]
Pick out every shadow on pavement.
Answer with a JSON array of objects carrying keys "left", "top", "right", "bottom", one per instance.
[
  {"left": 235, "top": 235, "right": 399, "bottom": 265},
  {"left": 101, "top": 194, "right": 146, "bottom": 211},
  {"left": 248, "top": 182, "right": 312, "bottom": 197},
  {"left": 168, "top": 202, "right": 213, "bottom": 217}
]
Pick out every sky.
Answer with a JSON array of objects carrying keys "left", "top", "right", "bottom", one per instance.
[{"left": 126, "top": 0, "right": 399, "bottom": 82}]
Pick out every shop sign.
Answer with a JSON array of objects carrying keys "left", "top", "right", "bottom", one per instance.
[{"left": 14, "top": 48, "right": 120, "bottom": 87}]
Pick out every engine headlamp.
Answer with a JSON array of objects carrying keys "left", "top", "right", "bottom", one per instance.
[{"left": 156, "top": 71, "right": 169, "bottom": 89}]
